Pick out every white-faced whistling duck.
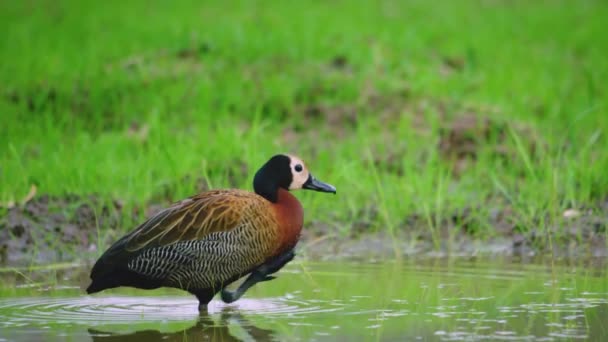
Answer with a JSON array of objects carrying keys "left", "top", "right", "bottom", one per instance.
[{"left": 86, "top": 154, "right": 336, "bottom": 311}]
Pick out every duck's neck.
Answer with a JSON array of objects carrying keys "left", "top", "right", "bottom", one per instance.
[
  {"left": 273, "top": 188, "right": 304, "bottom": 251},
  {"left": 254, "top": 182, "right": 278, "bottom": 202}
]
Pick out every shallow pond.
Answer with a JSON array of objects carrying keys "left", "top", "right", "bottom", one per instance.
[{"left": 0, "top": 258, "right": 606, "bottom": 341}]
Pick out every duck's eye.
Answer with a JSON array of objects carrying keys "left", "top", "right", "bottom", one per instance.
[{"left": 295, "top": 164, "right": 303, "bottom": 172}]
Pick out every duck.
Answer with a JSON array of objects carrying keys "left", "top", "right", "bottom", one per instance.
[{"left": 86, "top": 154, "right": 336, "bottom": 311}]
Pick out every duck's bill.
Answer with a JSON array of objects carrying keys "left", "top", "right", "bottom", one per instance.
[{"left": 303, "top": 174, "right": 337, "bottom": 194}]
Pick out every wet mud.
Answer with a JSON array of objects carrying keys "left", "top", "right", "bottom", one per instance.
[{"left": 1, "top": 193, "right": 606, "bottom": 265}]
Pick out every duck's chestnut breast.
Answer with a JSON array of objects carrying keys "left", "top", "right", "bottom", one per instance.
[{"left": 271, "top": 188, "right": 304, "bottom": 253}]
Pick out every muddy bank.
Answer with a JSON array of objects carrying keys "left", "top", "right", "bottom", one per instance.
[
  {"left": 0, "top": 195, "right": 120, "bottom": 264},
  {"left": 300, "top": 230, "right": 607, "bottom": 262},
  {"left": 1, "top": 194, "right": 606, "bottom": 265}
]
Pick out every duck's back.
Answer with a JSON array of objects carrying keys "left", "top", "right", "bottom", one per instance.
[{"left": 87, "top": 189, "right": 280, "bottom": 294}]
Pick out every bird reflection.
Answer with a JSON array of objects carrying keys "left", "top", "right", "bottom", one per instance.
[{"left": 88, "top": 308, "right": 276, "bottom": 342}]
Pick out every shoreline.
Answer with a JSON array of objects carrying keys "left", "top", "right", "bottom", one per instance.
[{"left": 2, "top": 194, "right": 605, "bottom": 265}]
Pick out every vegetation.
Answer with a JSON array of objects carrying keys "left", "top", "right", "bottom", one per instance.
[{"left": 1, "top": 0, "right": 607, "bottom": 262}]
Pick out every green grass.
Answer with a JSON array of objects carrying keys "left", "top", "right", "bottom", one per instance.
[{"left": 1, "top": 0, "right": 607, "bottom": 257}]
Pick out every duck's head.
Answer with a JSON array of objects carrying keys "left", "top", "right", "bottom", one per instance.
[{"left": 254, "top": 154, "right": 336, "bottom": 202}]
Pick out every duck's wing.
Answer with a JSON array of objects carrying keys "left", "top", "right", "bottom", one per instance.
[{"left": 123, "top": 190, "right": 262, "bottom": 251}]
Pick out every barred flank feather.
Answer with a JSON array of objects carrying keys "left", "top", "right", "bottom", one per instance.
[{"left": 127, "top": 225, "right": 276, "bottom": 290}]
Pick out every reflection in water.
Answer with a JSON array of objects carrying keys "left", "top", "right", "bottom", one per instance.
[{"left": 89, "top": 309, "right": 276, "bottom": 342}]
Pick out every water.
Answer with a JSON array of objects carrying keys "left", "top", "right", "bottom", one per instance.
[{"left": 0, "top": 259, "right": 606, "bottom": 341}]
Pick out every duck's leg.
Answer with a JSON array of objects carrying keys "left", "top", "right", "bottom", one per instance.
[
  {"left": 194, "top": 289, "right": 216, "bottom": 312},
  {"left": 221, "top": 249, "right": 295, "bottom": 303}
]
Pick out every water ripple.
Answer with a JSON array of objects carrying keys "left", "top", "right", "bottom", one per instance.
[{"left": 0, "top": 295, "right": 341, "bottom": 327}]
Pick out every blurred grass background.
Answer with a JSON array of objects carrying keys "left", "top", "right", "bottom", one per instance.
[{"left": 1, "top": 0, "right": 607, "bottom": 257}]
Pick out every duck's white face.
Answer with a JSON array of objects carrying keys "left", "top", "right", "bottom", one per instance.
[{"left": 287, "top": 155, "right": 310, "bottom": 190}]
